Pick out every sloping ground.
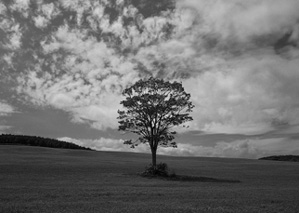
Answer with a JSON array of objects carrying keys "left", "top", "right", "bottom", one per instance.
[
  {"left": 259, "top": 155, "right": 299, "bottom": 162},
  {"left": 1, "top": 145, "right": 299, "bottom": 213}
]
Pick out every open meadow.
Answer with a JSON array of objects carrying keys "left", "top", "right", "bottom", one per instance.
[{"left": 1, "top": 145, "right": 299, "bottom": 213}]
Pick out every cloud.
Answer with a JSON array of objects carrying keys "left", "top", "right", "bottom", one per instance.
[
  {"left": 16, "top": 19, "right": 141, "bottom": 130},
  {"left": 177, "top": 0, "right": 299, "bottom": 43},
  {"left": 58, "top": 136, "right": 299, "bottom": 159},
  {"left": 10, "top": 0, "right": 31, "bottom": 18},
  {"left": 0, "top": 102, "right": 16, "bottom": 132},
  {"left": 0, "top": 2, "right": 6, "bottom": 12},
  {"left": 58, "top": 136, "right": 147, "bottom": 152},
  {"left": 0, "top": 102, "right": 16, "bottom": 116},
  {"left": 34, "top": 15, "right": 49, "bottom": 29},
  {"left": 40, "top": 2, "right": 58, "bottom": 20},
  {"left": 7, "top": 0, "right": 299, "bottom": 137},
  {"left": 183, "top": 56, "right": 299, "bottom": 134},
  {"left": 0, "top": 17, "right": 22, "bottom": 50},
  {"left": 159, "top": 137, "right": 299, "bottom": 159},
  {"left": 163, "top": 0, "right": 299, "bottom": 134},
  {"left": 0, "top": 125, "right": 11, "bottom": 132}
]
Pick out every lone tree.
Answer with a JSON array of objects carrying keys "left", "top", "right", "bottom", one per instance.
[{"left": 117, "top": 77, "right": 194, "bottom": 169}]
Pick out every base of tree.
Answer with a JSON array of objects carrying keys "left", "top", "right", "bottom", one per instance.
[
  {"left": 141, "top": 163, "right": 171, "bottom": 177},
  {"left": 139, "top": 163, "right": 240, "bottom": 183}
]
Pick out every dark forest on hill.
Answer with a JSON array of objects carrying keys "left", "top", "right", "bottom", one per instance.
[
  {"left": 0, "top": 134, "right": 92, "bottom": 151},
  {"left": 259, "top": 155, "right": 299, "bottom": 162}
]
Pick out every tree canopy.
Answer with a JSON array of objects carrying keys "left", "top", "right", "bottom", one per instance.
[{"left": 117, "top": 77, "right": 194, "bottom": 167}]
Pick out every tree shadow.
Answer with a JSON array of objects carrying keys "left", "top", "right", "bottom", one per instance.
[
  {"left": 166, "top": 175, "right": 241, "bottom": 183},
  {"left": 139, "top": 173, "right": 241, "bottom": 183}
]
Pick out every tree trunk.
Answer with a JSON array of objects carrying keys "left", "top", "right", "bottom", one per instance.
[{"left": 151, "top": 147, "right": 157, "bottom": 168}]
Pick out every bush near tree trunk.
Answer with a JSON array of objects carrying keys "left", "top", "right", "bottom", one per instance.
[{"left": 142, "top": 162, "right": 170, "bottom": 177}]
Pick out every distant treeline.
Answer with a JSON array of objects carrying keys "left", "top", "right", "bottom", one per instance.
[
  {"left": 259, "top": 155, "right": 299, "bottom": 162},
  {"left": 0, "top": 134, "right": 93, "bottom": 151}
]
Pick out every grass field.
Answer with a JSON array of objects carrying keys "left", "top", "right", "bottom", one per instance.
[{"left": 1, "top": 145, "right": 299, "bottom": 213}]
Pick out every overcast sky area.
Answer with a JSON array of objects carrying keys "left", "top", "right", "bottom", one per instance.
[{"left": 1, "top": 0, "right": 299, "bottom": 159}]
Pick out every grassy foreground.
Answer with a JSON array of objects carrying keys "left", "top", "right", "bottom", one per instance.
[{"left": 1, "top": 145, "right": 299, "bottom": 213}]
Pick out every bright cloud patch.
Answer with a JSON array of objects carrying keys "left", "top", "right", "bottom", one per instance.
[{"left": 0, "top": 102, "right": 15, "bottom": 116}]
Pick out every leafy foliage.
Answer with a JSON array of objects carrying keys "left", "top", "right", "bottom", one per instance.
[
  {"left": 0, "top": 134, "right": 92, "bottom": 151},
  {"left": 117, "top": 77, "right": 194, "bottom": 166}
]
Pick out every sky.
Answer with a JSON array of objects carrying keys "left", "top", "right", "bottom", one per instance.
[{"left": 1, "top": 0, "right": 299, "bottom": 159}]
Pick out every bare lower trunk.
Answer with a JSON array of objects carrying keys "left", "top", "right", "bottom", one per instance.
[{"left": 151, "top": 147, "right": 157, "bottom": 168}]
